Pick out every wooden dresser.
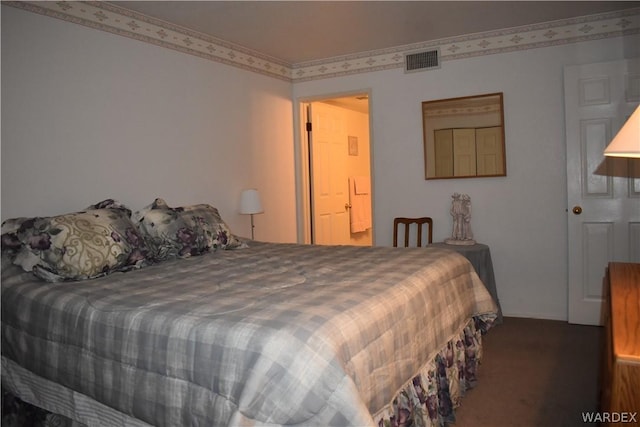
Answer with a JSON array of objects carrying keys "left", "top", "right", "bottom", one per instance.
[{"left": 601, "top": 262, "right": 640, "bottom": 423}]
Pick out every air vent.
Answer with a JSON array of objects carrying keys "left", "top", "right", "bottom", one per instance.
[{"left": 405, "top": 49, "right": 440, "bottom": 73}]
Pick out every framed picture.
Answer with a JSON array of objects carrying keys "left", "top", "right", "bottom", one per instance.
[
  {"left": 348, "top": 136, "right": 358, "bottom": 156},
  {"left": 422, "top": 92, "right": 506, "bottom": 179}
]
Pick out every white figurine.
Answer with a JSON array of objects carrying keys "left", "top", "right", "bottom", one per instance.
[{"left": 445, "top": 193, "right": 476, "bottom": 245}]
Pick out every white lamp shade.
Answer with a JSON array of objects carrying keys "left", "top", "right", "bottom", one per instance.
[
  {"left": 239, "top": 189, "right": 263, "bottom": 214},
  {"left": 604, "top": 105, "right": 640, "bottom": 158}
]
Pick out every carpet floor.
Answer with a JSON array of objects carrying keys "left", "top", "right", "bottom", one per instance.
[{"left": 451, "top": 317, "right": 604, "bottom": 427}]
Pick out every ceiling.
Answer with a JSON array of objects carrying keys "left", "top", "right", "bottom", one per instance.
[{"left": 111, "top": 1, "right": 639, "bottom": 64}]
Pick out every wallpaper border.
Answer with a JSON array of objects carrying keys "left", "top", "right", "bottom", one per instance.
[{"left": 5, "top": 1, "right": 640, "bottom": 82}]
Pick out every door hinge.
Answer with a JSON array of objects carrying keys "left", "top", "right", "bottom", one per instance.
[{"left": 306, "top": 122, "right": 312, "bottom": 132}]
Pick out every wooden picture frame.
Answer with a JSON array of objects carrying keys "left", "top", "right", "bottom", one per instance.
[{"left": 348, "top": 136, "right": 358, "bottom": 156}]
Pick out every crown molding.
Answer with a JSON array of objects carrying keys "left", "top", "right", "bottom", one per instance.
[{"left": 5, "top": 1, "right": 640, "bottom": 83}]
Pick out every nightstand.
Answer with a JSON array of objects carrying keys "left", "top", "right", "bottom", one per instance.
[{"left": 431, "top": 242, "right": 503, "bottom": 323}]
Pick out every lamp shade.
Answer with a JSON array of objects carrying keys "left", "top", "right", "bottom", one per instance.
[
  {"left": 604, "top": 105, "right": 640, "bottom": 158},
  {"left": 239, "top": 189, "right": 263, "bottom": 214}
]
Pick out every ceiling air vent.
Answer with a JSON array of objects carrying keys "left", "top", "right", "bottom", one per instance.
[{"left": 404, "top": 49, "right": 440, "bottom": 73}]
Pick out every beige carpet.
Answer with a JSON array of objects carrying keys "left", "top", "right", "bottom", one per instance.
[{"left": 451, "top": 317, "right": 603, "bottom": 427}]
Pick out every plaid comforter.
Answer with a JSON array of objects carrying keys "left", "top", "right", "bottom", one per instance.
[{"left": 1, "top": 242, "right": 497, "bottom": 426}]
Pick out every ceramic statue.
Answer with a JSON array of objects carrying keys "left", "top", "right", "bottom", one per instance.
[{"left": 445, "top": 193, "right": 476, "bottom": 245}]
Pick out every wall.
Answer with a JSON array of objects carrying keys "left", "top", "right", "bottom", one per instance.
[
  {"left": 3, "top": 4, "right": 639, "bottom": 321},
  {"left": 1, "top": 6, "right": 297, "bottom": 243},
  {"left": 293, "top": 34, "right": 640, "bottom": 320}
]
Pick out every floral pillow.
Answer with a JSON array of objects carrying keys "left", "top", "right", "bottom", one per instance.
[
  {"left": 134, "top": 198, "right": 244, "bottom": 261},
  {"left": 0, "top": 203, "right": 149, "bottom": 282},
  {"left": 86, "top": 198, "right": 133, "bottom": 217}
]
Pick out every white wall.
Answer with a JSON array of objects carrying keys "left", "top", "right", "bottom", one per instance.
[
  {"left": 4, "top": 5, "right": 639, "bottom": 320},
  {"left": 293, "top": 34, "right": 640, "bottom": 320},
  {"left": 1, "top": 6, "right": 297, "bottom": 243}
]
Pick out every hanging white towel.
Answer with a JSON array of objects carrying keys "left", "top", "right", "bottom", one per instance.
[
  {"left": 354, "top": 176, "right": 370, "bottom": 195},
  {"left": 349, "top": 176, "right": 372, "bottom": 233}
]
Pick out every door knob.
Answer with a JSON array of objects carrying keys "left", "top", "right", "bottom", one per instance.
[
  {"left": 572, "top": 206, "right": 583, "bottom": 215},
  {"left": 345, "top": 203, "right": 352, "bottom": 210}
]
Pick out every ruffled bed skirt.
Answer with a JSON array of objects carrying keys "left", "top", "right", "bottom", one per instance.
[{"left": 373, "top": 317, "right": 491, "bottom": 427}]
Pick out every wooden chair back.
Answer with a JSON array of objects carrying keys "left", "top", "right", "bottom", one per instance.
[{"left": 393, "top": 217, "right": 433, "bottom": 247}]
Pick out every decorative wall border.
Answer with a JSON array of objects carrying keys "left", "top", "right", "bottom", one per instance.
[
  {"left": 292, "top": 9, "right": 640, "bottom": 82},
  {"left": 5, "top": 1, "right": 292, "bottom": 81},
  {"left": 6, "top": 1, "right": 640, "bottom": 83}
]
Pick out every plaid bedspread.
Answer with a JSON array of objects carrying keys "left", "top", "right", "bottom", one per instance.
[{"left": 1, "top": 242, "right": 497, "bottom": 426}]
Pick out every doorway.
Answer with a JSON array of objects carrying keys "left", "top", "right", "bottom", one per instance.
[{"left": 297, "top": 92, "right": 373, "bottom": 245}]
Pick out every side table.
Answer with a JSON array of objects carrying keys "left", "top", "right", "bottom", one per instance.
[{"left": 431, "top": 242, "right": 503, "bottom": 324}]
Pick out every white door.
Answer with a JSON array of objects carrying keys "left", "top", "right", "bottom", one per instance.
[
  {"left": 309, "top": 102, "right": 352, "bottom": 245},
  {"left": 565, "top": 58, "right": 640, "bottom": 325},
  {"left": 434, "top": 129, "right": 454, "bottom": 177},
  {"left": 453, "top": 128, "right": 477, "bottom": 176},
  {"left": 476, "top": 126, "right": 504, "bottom": 175}
]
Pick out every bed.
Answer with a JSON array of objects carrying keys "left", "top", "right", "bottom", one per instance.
[{"left": 1, "top": 199, "right": 498, "bottom": 427}]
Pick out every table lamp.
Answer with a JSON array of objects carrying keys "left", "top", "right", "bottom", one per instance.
[
  {"left": 239, "top": 189, "right": 263, "bottom": 240},
  {"left": 604, "top": 105, "right": 640, "bottom": 158}
]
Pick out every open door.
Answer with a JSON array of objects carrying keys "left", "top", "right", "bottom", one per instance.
[
  {"left": 308, "top": 102, "right": 351, "bottom": 245},
  {"left": 300, "top": 93, "right": 373, "bottom": 246}
]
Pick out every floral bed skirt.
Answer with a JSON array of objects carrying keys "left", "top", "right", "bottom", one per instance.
[{"left": 373, "top": 317, "right": 489, "bottom": 427}]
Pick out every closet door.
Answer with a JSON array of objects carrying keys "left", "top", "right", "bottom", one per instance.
[
  {"left": 434, "top": 129, "right": 454, "bottom": 177},
  {"left": 476, "top": 126, "right": 504, "bottom": 175},
  {"left": 453, "top": 128, "right": 476, "bottom": 176}
]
